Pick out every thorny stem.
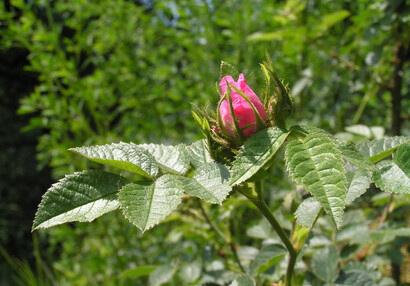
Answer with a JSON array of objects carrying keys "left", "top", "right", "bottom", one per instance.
[
  {"left": 241, "top": 181, "right": 297, "bottom": 286},
  {"left": 197, "top": 200, "right": 245, "bottom": 273}
]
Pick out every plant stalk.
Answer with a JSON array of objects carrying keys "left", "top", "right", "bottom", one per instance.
[{"left": 241, "top": 181, "right": 297, "bottom": 285}]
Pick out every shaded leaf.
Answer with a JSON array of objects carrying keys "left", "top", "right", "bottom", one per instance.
[
  {"left": 120, "top": 265, "right": 156, "bottom": 278},
  {"left": 346, "top": 169, "right": 372, "bottom": 204},
  {"left": 311, "top": 245, "right": 339, "bottom": 283},
  {"left": 373, "top": 144, "right": 410, "bottom": 194},
  {"left": 70, "top": 142, "right": 158, "bottom": 179},
  {"left": 138, "top": 143, "right": 190, "bottom": 175},
  {"left": 285, "top": 133, "right": 347, "bottom": 228},
  {"left": 250, "top": 244, "right": 287, "bottom": 276},
  {"left": 149, "top": 264, "right": 177, "bottom": 286},
  {"left": 32, "top": 171, "right": 128, "bottom": 230},
  {"left": 229, "top": 274, "right": 256, "bottom": 286},
  {"left": 230, "top": 127, "right": 289, "bottom": 186},
  {"left": 178, "top": 260, "right": 202, "bottom": 284},
  {"left": 219, "top": 61, "right": 239, "bottom": 82},
  {"left": 179, "top": 162, "right": 231, "bottom": 204},
  {"left": 119, "top": 175, "right": 184, "bottom": 232},
  {"left": 295, "top": 197, "right": 321, "bottom": 228}
]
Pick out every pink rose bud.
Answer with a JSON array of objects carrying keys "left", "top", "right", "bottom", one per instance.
[{"left": 219, "top": 73, "right": 267, "bottom": 138}]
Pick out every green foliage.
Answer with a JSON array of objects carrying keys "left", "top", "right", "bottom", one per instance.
[
  {"left": 179, "top": 162, "right": 231, "bottom": 204},
  {"left": 295, "top": 197, "right": 321, "bottom": 228},
  {"left": 311, "top": 245, "right": 339, "bottom": 284},
  {"left": 71, "top": 143, "right": 159, "bottom": 179},
  {"left": 118, "top": 175, "right": 184, "bottom": 232},
  {"left": 32, "top": 171, "right": 128, "bottom": 230},
  {"left": 373, "top": 143, "right": 410, "bottom": 194},
  {"left": 285, "top": 133, "right": 347, "bottom": 228},
  {"left": 230, "top": 127, "right": 289, "bottom": 186},
  {"left": 1, "top": 0, "right": 409, "bottom": 285}
]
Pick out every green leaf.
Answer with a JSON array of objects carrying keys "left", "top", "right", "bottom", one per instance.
[
  {"left": 70, "top": 142, "right": 158, "bottom": 179},
  {"left": 337, "top": 263, "right": 378, "bottom": 286},
  {"left": 230, "top": 127, "right": 289, "bottom": 186},
  {"left": 250, "top": 244, "right": 287, "bottom": 276},
  {"left": 334, "top": 139, "right": 378, "bottom": 171},
  {"left": 295, "top": 197, "right": 321, "bottom": 228},
  {"left": 179, "top": 162, "right": 231, "bottom": 204},
  {"left": 311, "top": 245, "right": 339, "bottom": 283},
  {"left": 229, "top": 274, "right": 256, "bottom": 286},
  {"left": 178, "top": 260, "right": 202, "bottom": 284},
  {"left": 219, "top": 61, "right": 239, "bottom": 82},
  {"left": 138, "top": 143, "right": 190, "bottom": 175},
  {"left": 120, "top": 265, "right": 156, "bottom": 278},
  {"left": 356, "top": 136, "right": 410, "bottom": 163},
  {"left": 32, "top": 171, "right": 128, "bottom": 230},
  {"left": 149, "top": 264, "right": 177, "bottom": 286},
  {"left": 373, "top": 144, "right": 410, "bottom": 194},
  {"left": 186, "top": 139, "right": 213, "bottom": 169},
  {"left": 312, "top": 10, "right": 350, "bottom": 38},
  {"left": 345, "top": 168, "right": 372, "bottom": 204},
  {"left": 285, "top": 133, "right": 347, "bottom": 228},
  {"left": 118, "top": 175, "right": 184, "bottom": 232}
]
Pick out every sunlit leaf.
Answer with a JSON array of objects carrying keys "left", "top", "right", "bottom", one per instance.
[
  {"left": 119, "top": 175, "right": 184, "bottom": 232},
  {"left": 32, "top": 171, "right": 128, "bottom": 230},
  {"left": 230, "top": 127, "right": 289, "bottom": 186},
  {"left": 285, "top": 133, "right": 347, "bottom": 228},
  {"left": 179, "top": 162, "right": 231, "bottom": 204},
  {"left": 70, "top": 142, "right": 158, "bottom": 179}
]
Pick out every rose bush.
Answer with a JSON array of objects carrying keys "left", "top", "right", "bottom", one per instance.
[{"left": 219, "top": 74, "right": 267, "bottom": 138}]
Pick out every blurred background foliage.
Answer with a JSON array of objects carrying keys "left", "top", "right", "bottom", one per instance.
[{"left": 0, "top": 0, "right": 409, "bottom": 285}]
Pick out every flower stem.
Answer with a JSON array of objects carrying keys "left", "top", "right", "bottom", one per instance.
[{"left": 241, "top": 181, "right": 297, "bottom": 285}]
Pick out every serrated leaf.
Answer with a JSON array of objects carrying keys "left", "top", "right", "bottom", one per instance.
[
  {"left": 186, "top": 139, "right": 213, "bottom": 169},
  {"left": 333, "top": 139, "right": 378, "bottom": 171},
  {"left": 33, "top": 171, "right": 128, "bottom": 230},
  {"left": 373, "top": 144, "right": 410, "bottom": 194},
  {"left": 295, "top": 197, "right": 321, "bottom": 228},
  {"left": 229, "top": 274, "right": 256, "bottom": 286},
  {"left": 230, "top": 127, "right": 289, "bottom": 186},
  {"left": 138, "top": 143, "right": 190, "bottom": 175},
  {"left": 285, "top": 133, "right": 347, "bottom": 228},
  {"left": 250, "top": 244, "right": 287, "bottom": 276},
  {"left": 179, "top": 162, "right": 231, "bottom": 204},
  {"left": 311, "top": 245, "right": 339, "bottom": 283},
  {"left": 70, "top": 142, "right": 158, "bottom": 179},
  {"left": 119, "top": 175, "right": 184, "bottom": 232},
  {"left": 357, "top": 136, "right": 410, "bottom": 163},
  {"left": 345, "top": 169, "right": 372, "bottom": 204}
]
